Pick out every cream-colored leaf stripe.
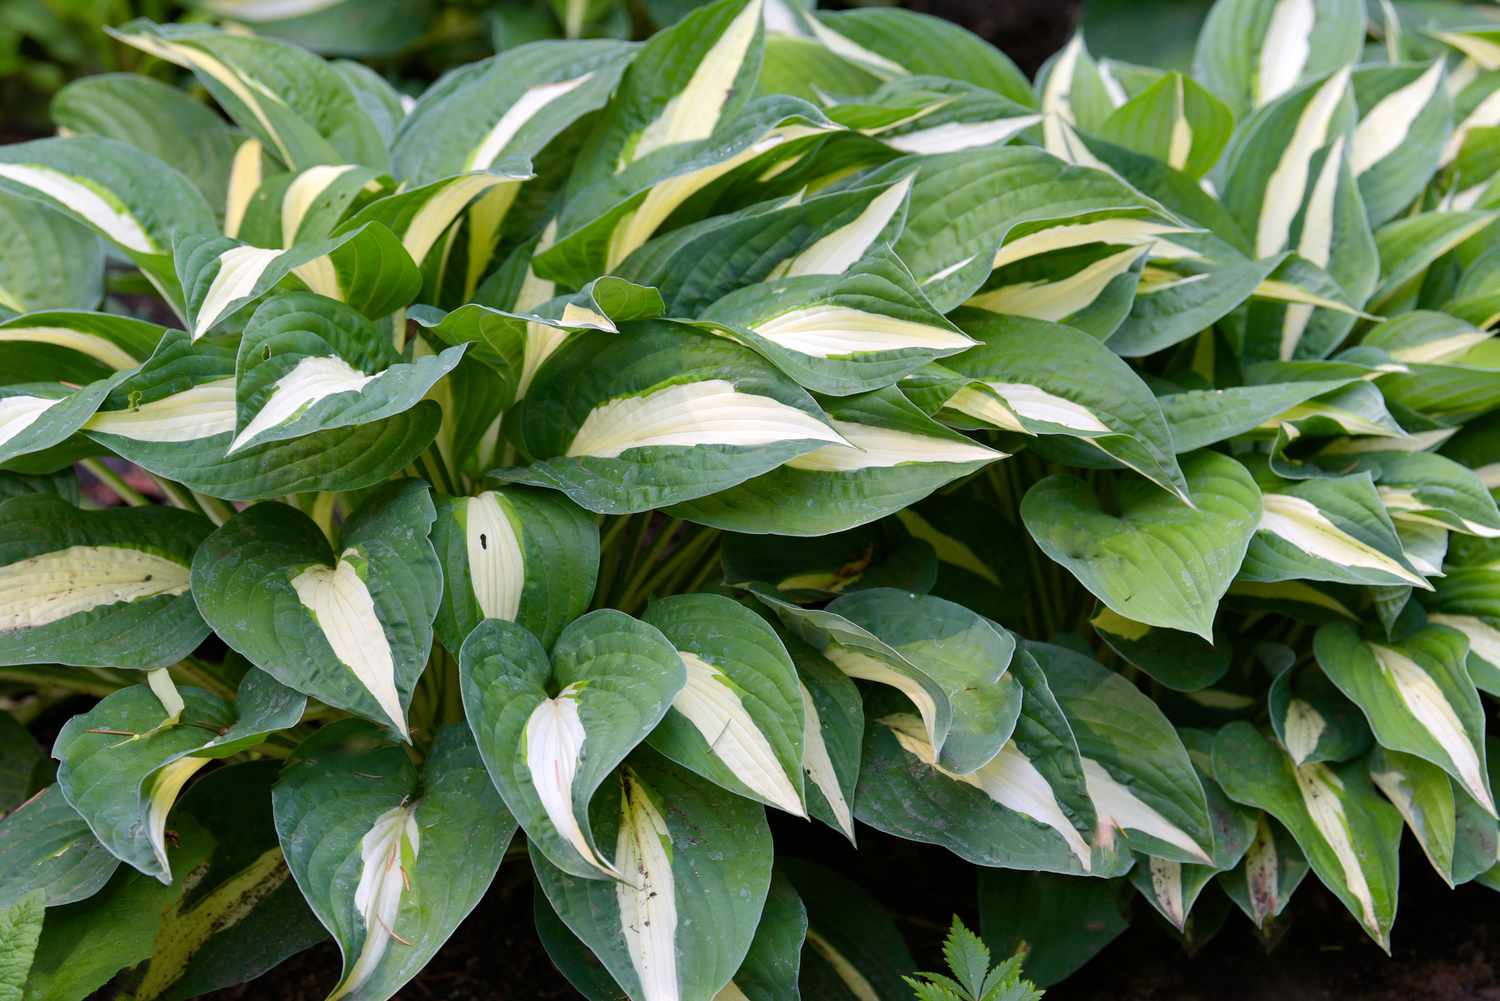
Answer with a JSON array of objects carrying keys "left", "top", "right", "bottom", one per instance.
[
  {"left": 0, "top": 545, "right": 191, "bottom": 630},
  {"left": 1256, "top": 0, "right": 1314, "bottom": 108},
  {"left": 229, "top": 356, "right": 377, "bottom": 454},
  {"left": 225, "top": 137, "right": 263, "bottom": 238},
  {"left": 1242, "top": 815, "right": 1282, "bottom": 924},
  {"left": 991, "top": 218, "right": 1198, "bottom": 272},
  {"left": 466, "top": 74, "right": 596, "bottom": 171},
  {"left": 1426, "top": 615, "right": 1500, "bottom": 669},
  {"left": 1256, "top": 67, "right": 1350, "bottom": 257},
  {"left": 565, "top": 379, "right": 843, "bottom": 458},
  {"left": 823, "top": 645, "right": 939, "bottom": 750},
  {"left": 1369, "top": 643, "right": 1495, "bottom": 813},
  {"left": 614, "top": 771, "right": 678, "bottom": 1001},
  {"left": 884, "top": 116, "right": 1041, "bottom": 155},
  {"left": 281, "top": 165, "right": 359, "bottom": 245},
  {"left": 777, "top": 176, "right": 912, "bottom": 278},
  {"left": 0, "top": 163, "right": 154, "bottom": 253},
  {"left": 1278, "top": 134, "right": 1345, "bottom": 359},
  {"left": 525, "top": 682, "right": 622, "bottom": 879},
  {"left": 1147, "top": 857, "right": 1187, "bottom": 930},
  {"left": 896, "top": 509, "right": 1001, "bottom": 586},
  {"left": 464, "top": 492, "right": 524, "bottom": 621},
  {"left": 1257, "top": 493, "right": 1429, "bottom": 588},
  {"left": 607, "top": 124, "right": 830, "bottom": 269},
  {"left": 884, "top": 714, "right": 1092, "bottom": 870},
  {"left": 629, "top": 0, "right": 764, "bottom": 166},
  {"left": 968, "top": 245, "right": 1145, "bottom": 321},
  {"left": 290, "top": 552, "right": 407, "bottom": 739},
  {"left": 982, "top": 382, "right": 1110, "bottom": 433},
  {"left": 0, "top": 395, "right": 61, "bottom": 450},
  {"left": 1351, "top": 61, "right": 1445, "bottom": 176},
  {"left": 329, "top": 804, "right": 420, "bottom": 1001},
  {"left": 799, "top": 680, "right": 854, "bottom": 838},
  {"left": 1294, "top": 761, "right": 1379, "bottom": 938},
  {"left": 86, "top": 379, "right": 237, "bottom": 442},
  {"left": 193, "top": 245, "right": 283, "bottom": 340},
  {"left": 673, "top": 651, "right": 804, "bottom": 815},
  {"left": 145, "top": 755, "right": 209, "bottom": 879},
  {"left": 785, "top": 421, "right": 1000, "bottom": 472},
  {"left": 1282, "top": 698, "right": 1328, "bottom": 765},
  {"left": 0, "top": 326, "right": 140, "bottom": 371},
  {"left": 751, "top": 305, "right": 973, "bottom": 358},
  {"left": 1082, "top": 757, "right": 1211, "bottom": 863}
]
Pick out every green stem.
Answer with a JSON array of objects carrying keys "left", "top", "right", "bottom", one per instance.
[
  {"left": 0, "top": 670, "right": 118, "bottom": 698},
  {"left": 193, "top": 492, "right": 235, "bottom": 527},
  {"left": 615, "top": 519, "right": 683, "bottom": 607},
  {"left": 81, "top": 459, "right": 148, "bottom": 507}
]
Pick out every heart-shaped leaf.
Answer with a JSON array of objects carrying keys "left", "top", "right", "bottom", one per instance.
[
  {"left": 1022, "top": 451, "right": 1262, "bottom": 640},
  {"left": 459, "top": 611, "right": 684, "bottom": 881},
  {"left": 642, "top": 593, "right": 806, "bottom": 816},
  {"left": 53, "top": 670, "right": 304, "bottom": 882},
  {"left": 273, "top": 722, "right": 515, "bottom": 1001},
  {"left": 192, "top": 481, "right": 441, "bottom": 739}
]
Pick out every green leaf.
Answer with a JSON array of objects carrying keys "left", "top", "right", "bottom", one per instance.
[
  {"left": 852, "top": 651, "right": 1111, "bottom": 875},
  {"left": 229, "top": 293, "right": 461, "bottom": 454},
  {"left": 863, "top": 149, "right": 1158, "bottom": 312},
  {"left": 695, "top": 246, "right": 974, "bottom": 397},
  {"left": 1031, "top": 641, "right": 1216, "bottom": 863},
  {"left": 784, "top": 859, "right": 914, "bottom": 1001},
  {"left": 722, "top": 870, "right": 806, "bottom": 1001},
  {"left": 809, "top": 8, "right": 1033, "bottom": 105},
  {"left": 459, "top": 611, "right": 684, "bottom": 880},
  {"left": 0, "top": 713, "right": 42, "bottom": 812},
  {"left": 1315, "top": 622, "right": 1494, "bottom": 815},
  {"left": 1021, "top": 451, "right": 1262, "bottom": 640},
  {"left": 54, "top": 670, "right": 304, "bottom": 881},
  {"left": 669, "top": 387, "right": 1001, "bottom": 537},
  {"left": 86, "top": 331, "right": 441, "bottom": 502},
  {"left": 1240, "top": 473, "right": 1430, "bottom": 589},
  {"left": 0, "top": 310, "right": 162, "bottom": 386},
  {"left": 1373, "top": 210, "right": 1498, "bottom": 311},
  {"left": 0, "top": 785, "right": 117, "bottom": 911},
  {"left": 1097, "top": 72, "right": 1233, "bottom": 179},
  {"left": 1350, "top": 62, "right": 1452, "bottom": 226},
  {"left": 21, "top": 814, "right": 213, "bottom": 1001},
  {"left": 1368, "top": 745, "right": 1460, "bottom": 886},
  {"left": 946, "top": 311, "right": 1189, "bottom": 501},
  {"left": 1088, "top": 607, "right": 1231, "bottom": 692},
  {"left": 641, "top": 593, "right": 806, "bottom": 816},
  {"left": 0, "top": 137, "right": 216, "bottom": 311},
  {"left": 143, "top": 761, "right": 328, "bottom": 1001},
  {"left": 781, "top": 631, "right": 862, "bottom": 842},
  {"left": 531, "top": 748, "right": 773, "bottom": 1001},
  {"left": 977, "top": 870, "right": 1128, "bottom": 988},
  {"left": 50, "top": 74, "right": 242, "bottom": 221},
  {"left": 0, "top": 194, "right": 101, "bottom": 315},
  {"left": 110, "top": 21, "right": 389, "bottom": 172},
  {"left": 0, "top": 496, "right": 211, "bottom": 670},
  {"left": 272, "top": 722, "right": 515, "bottom": 1001},
  {"left": 504, "top": 320, "right": 842, "bottom": 514},
  {"left": 1213, "top": 721, "right": 1402, "bottom": 949},
  {"left": 1193, "top": 0, "right": 1363, "bottom": 116},
  {"left": 1267, "top": 663, "right": 1372, "bottom": 766},
  {"left": 191, "top": 482, "right": 441, "bottom": 739},
  {"left": 431, "top": 486, "right": 598, "bottom": 654},
  {"left": 1217, "top": 812, "right": 1309, "bottom": 933},
  {"left": 0, "top": 890, "right": 44, "bottom": 1001},
  {"left": 393, "top": 39, "right": 634, "bottom": 185}
]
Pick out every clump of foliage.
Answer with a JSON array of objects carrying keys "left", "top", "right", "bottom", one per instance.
[{"left": 1, "top": 0, "right": 1500, "bottom": 999}]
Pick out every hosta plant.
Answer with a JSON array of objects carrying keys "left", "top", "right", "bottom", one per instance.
[{"left": 3, "top": 0, "right": 1500, "bottom": 998}]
